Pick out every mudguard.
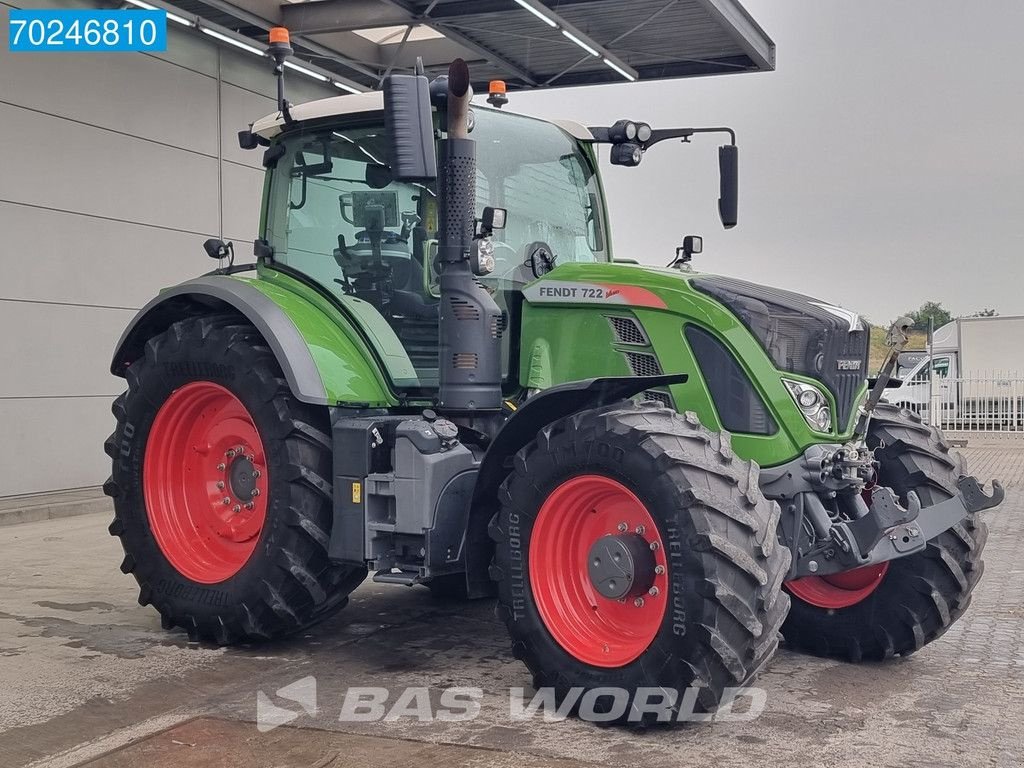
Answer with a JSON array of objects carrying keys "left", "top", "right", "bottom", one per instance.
[{"left": 111, "top": 275, "right": 392, "bottom": 407}]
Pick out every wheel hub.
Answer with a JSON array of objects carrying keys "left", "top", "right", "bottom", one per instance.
[
  {"left": 587, "top": 533, "right": 656, "bottom": 600},
  {"left": 228, "top": 453, "right": 258, "bottom": 502}
]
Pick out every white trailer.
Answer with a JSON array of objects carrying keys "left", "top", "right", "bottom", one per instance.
[{"left": 884, "top": 316, "right": 1024, "bottom": 430}]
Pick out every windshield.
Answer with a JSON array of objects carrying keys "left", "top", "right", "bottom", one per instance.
[
  {"left": 472, "top": 108, "right": 608, "bottom": 279},
  {"left": 262, "top": 108, "right": 607, "bottom": 388}
]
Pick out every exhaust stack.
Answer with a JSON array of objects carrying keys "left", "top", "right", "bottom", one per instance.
[{"left": 435, "top": 60, "right": 503, "bottom": 412}]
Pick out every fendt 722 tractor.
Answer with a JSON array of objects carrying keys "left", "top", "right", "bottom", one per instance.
[{"left": 104, "top": 38, "right": 1003, "bottom": 723}]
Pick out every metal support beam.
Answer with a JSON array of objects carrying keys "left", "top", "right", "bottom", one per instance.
[
  {"left": 695, "top": 0, "right": 775, "bottom": 71},
  {"left": 281, "top": 0, "right": 411, "bottom": 34},
  {"left": 190, "top": 0, "right": 380, "bottom": 82},
  {"left": 382, "top": 0, "right": 538, "bottom": 85},
  {"left": 507, "top": 0, "right": 638, "bottom": 81}
]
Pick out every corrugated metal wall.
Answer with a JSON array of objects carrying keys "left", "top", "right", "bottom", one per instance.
[{"left": 0, "top": 0, "right": 335, "bottom": 496}]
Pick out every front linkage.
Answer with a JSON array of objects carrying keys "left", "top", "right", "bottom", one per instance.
[{"left": 764, "top": 442, "right": 1002, "bottom": 580}]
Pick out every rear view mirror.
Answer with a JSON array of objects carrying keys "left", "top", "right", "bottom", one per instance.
[
  {"left": 383, "top": 67, "right": 437, "bottom": 182},
  {"left": 718, "top": 144, "right": 738, "bottom": 228}
]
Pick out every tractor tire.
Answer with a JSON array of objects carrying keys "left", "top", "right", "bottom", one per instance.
[
  {"left": 103, "top": 314, "right": 367, "bottom": 644},
  {"left": 781, "top": 403, "right": 987, "bottom": 661},
  {"left": 490, "top": 402, "right": 790, "bottom": 725}
]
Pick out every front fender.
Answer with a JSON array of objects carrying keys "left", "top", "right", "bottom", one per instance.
[{"left": 111, "top": 275, "right": 393, "bottom": 407}]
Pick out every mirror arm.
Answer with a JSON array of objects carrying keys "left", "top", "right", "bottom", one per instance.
[
  {"left": 643, "top": 126, "right": 735, "bottom": 149},
  {"left": 586, "top": 125, "right": 735, "bottom": 149}
]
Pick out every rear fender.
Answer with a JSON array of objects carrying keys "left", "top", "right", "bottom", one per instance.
[{"left": 111, "top": 275, "right": 393, "bottom": 407}]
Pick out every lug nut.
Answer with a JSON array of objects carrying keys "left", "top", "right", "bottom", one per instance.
[
  {"left": 245, "top": 502, "right": 255, "bottom": 510},
  {"left": 232, "top": 505, "right": 241, "bottom": 514},
  {"left": 216, "top": 481, "right": 225, "bottom": 490},
  {"left": 253, "top": 470, "right": 261, "bottom": 479},
  {"left": 654, "top": 565, "right": 665, "bottom": 575},
  {"left": 649, "top": 541, "right": 659, "bottom": 551},
  {"left": 648, "top": 586, "right": 659, "bottom": 597},
  {"left": 617, "top": 522, "right": 628, "bottom": 533},
  {"left": 246, "top": 455, "right": 254, "bottom": 463},
  {"left": 222, "top": 497, "right": 231, "bottom": 505},
  {"left": 633, "top": 597, "right": 645, "bottom": 608},
  {"left": 635, "top": 524, "right": 646, "bottom": 535},
  {"left": 225, "top": 449, "right": 236, "bottom": 459},
  {"left": 251, "top": 488, "right": 260, "bottom": 497},
  {"left": 216, "top": 463, "right": 226, "bottom": 472}
]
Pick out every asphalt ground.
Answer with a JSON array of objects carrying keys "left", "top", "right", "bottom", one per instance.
[{"left": 1, "top": 440, "right": 1021, "bottom": 768}]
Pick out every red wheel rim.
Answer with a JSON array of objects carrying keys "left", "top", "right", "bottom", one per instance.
[
  {"left": 529, "top": 475, "right": 668, "bottom": 668},
  {"left": 785, "top": 563, "right": 889, "bottom": 609},
  {"left": 143, "top": 382, "right": 268, "bottom": 584}
]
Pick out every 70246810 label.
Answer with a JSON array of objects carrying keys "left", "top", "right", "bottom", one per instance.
[{"left": 8, "top": 9, "right": 167, "bottom": 52}]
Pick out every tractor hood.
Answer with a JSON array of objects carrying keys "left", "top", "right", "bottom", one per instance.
[
  {"left": 687, "top": 274, "right": 870, "bottom": 429},
  {"left": 521, "top": 262, "right": 870, "bottom": 430}
]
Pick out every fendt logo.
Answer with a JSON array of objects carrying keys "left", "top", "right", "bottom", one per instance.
[{"left": 256, "top": 676, "right": 318, "bottom": 732}]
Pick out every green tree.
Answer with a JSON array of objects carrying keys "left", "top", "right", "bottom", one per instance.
[{"left": 906, "top": 301, "right": 952, "bottom": 332}]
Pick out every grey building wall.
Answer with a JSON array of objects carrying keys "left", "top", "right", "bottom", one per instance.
[{"left": 0, "top": 0, "right": 336, "bottom": 497}]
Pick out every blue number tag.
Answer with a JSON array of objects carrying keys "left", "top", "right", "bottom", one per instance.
[{"left": 8, "top": 9, "right": 167, "bottom": 52}]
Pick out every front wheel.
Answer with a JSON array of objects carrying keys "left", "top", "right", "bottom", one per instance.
[
  {"left": 781, "top": 403, "right": 987, "bottom": 660},
  {"left": 104, "top": 314, "right": 366, "bottom": 644},
  {"left": 490, "top": 403, "right": 790, "bottom": 724}
]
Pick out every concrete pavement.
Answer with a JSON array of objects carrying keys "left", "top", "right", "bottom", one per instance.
[{"left": 1, "top": 444, "right": 1022, "bottom": 768}]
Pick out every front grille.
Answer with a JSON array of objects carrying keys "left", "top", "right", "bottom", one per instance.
[{"left": 692, "top": 276, "right": 869, "bottom": 430}]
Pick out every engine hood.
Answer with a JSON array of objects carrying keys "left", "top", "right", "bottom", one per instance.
[
  {"left": 689, "top": 274, "right": 870, "bottom": 428},
  {"left": 521, "top": 262, "right": 869, "bottom": 432}
]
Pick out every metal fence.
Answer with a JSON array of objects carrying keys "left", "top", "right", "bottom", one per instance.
[{"left": 925, "top": 374, "right": 1024, "bottom": 433}]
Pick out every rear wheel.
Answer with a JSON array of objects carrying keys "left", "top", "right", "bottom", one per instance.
[
  {"left": 491, "top": 403, "right": 790, "bottom": 724},
  {"left": 781, "top": 403, "right": 987, "bottom": 660},
  {"left": 104, "top": 314, "right": 366, "bottom": 644}
]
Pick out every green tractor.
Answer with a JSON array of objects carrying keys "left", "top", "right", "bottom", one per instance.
[{"left": 105, "top": 41, "right": 1002, "bottom": 723}]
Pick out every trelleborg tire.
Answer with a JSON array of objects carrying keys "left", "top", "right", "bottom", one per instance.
[
  {"left": 781, "top": 403, "right": 987, "bottom": 660},
  {"left": 490, "top": 402, "right": 790, "bottom": 725},
  {"left": 103, "top": 314, "right": 366, "bottom": 643}
]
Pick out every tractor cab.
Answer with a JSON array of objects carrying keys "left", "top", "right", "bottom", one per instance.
[{"left": 254, "top": 95, "right": 608, "bottom": 392}]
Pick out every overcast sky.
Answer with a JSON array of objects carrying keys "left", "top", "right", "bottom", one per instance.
[{"left": 509, "top": 0, "right": 1023, "bottom": 324}]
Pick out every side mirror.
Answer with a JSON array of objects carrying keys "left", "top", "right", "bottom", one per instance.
[
  {"left": 203, "top": 238, "right": 233, "bottom": 260},
  {"left": 480, "top": 206, "right": 506, "bottom": 232},
  {"left": 718, "top": 144, "right": 738, "bottom": 228},
  {"left": 383, "top": 67, "right": 437, "bottom": 182},
  {"left": 683, "top": 235, "right": 702, "bottom": 256}
]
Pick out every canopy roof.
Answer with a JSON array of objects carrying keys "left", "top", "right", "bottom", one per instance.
[{"left": 162, "top": 0, "right": 774, "bottom": 91}]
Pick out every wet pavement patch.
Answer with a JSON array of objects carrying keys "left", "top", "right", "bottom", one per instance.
[{"left": 79, "top": 717, "right": 593, "bottom": 767}]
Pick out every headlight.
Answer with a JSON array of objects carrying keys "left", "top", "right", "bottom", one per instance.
[{"left": 784, "top": 379, "right": 832, "bottom": 433}]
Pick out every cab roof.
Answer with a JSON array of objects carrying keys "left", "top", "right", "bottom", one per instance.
[{"left": 251, "top": 91, "right": 595, "bottom": 142}]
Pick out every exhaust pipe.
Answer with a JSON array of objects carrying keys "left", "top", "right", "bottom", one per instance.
[{"left": 436, "top": 60, "right": 503, "bottom": 412}]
